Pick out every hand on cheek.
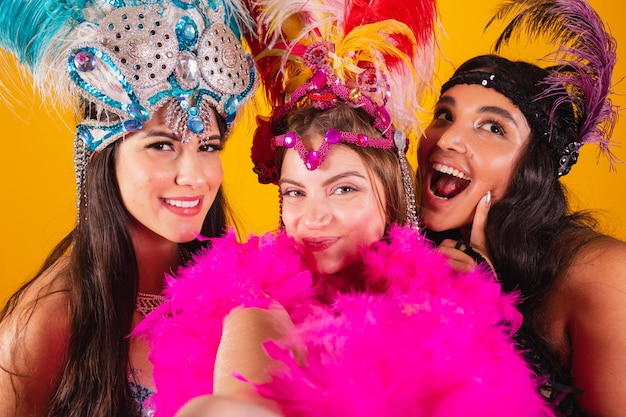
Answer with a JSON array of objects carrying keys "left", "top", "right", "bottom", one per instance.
[
  {"left": 438, "top": 192, "right": 494, "bottom": 274},
  {"left": 469, "top": 191, "right": 494, "bottom": 270}
]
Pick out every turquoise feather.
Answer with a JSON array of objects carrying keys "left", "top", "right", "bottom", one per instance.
[{"left": 0, "top": 0, "right": 92, "bottom": 70}]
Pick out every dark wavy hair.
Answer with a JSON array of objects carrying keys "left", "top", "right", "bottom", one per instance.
[
  {"left": 445, "top": 56, "right": 603, "bottom": 409},
  {"left": 452, "top": 55, "right": 598, "bottom": 301},
  {"left": 1, "top": 111, "right": 232, "bottom": 417}
]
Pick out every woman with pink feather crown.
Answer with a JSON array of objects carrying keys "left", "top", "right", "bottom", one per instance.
[{"left": 138, "top": 0, "right": 554, "bottom": 416}]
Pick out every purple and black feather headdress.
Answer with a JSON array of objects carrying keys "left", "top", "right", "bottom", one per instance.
[
  {"left": 492, "top": 0, "right": 617, "bottom": 175},
  {"left": 444, "top": 0, "right": 618, "bottom": 177}
]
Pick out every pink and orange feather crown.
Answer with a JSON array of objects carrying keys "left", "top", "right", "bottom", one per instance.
[{"left": 245, "top": 0, "right": 438, "bottom": 184}]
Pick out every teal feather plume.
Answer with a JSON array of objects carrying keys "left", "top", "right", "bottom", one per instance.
[
  {"left": 0, "top": 0, "right": 90, "bottom": 69},
  {"left": 0, "top": 0, "right": 98, "bottom": 105},
  {"left": 0, "top": 0, "right": 257, "bottom": 108}
]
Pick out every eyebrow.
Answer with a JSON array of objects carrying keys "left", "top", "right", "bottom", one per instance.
[
  {"left": 478, "top": 105, "right": 519, "bottom": 126},
  {"left": 279, "top": 171, "right": 368, "bottom": 188},
  {"left": 137, "top": 129, "right": 177, "bottom": 141},
  {"left": 208, "top": 134, "right": 222, "bottom": 142},
  {"left": 438, "top": 95, "right": 519, "bottom": 127},
  {"left": 437, "top": 96, "right": 455, "bottom": 107},
  {"left": 139, "top": 129, "right": 222, "bottom": 142}
]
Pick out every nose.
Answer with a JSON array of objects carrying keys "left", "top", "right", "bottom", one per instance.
[
  {"left": 434, "top": 122, "right": 468, "bottom": 153},
  {"left": 301, "top": 198, "right": 331, "bottom": 230},
  {"left": 175, "top": 147, "right": 213, "bottom": 189}
]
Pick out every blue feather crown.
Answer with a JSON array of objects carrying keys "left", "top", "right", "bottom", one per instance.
[{"left": 0, "top": 0, "right": 258, "bottom": 151}]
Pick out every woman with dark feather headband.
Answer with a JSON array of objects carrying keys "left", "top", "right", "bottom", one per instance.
[{"left": 417, "top": 1, "right": 626, "bottom": 415}]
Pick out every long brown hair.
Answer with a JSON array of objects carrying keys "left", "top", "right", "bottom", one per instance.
[{"left": 1, "top": 112, "right": 233, "bottom": 417}]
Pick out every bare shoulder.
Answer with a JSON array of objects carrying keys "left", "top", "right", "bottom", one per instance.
[
  {"left": 562, "top": 236, "right": 626, "bottom": 311},
  {"left": 549, "top": 235, "right": 626, "bottom": 318},
  {"left": 561, "top": 235, "right": 626, "bottom": 417},
  {"left": 175, "top": 395, "right": 283, "bottom": 417},
  {"left": 0, "top": 256, "right": 72, "bottom": 416},
  {"left": 565, "top": 235, "right": 626, "bottom": 294}
]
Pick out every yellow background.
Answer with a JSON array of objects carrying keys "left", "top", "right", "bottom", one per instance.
[{"left": 2, "top": 0, "right": 625, "bottom": 305}]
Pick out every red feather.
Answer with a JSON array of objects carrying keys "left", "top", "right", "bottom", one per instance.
[{"left": 343, "top": 0, "right": 437, "bottom": 46}]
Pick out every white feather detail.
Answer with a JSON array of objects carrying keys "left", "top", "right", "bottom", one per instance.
[{"left": 252, "top": 0, "right": 434, "bottom": 134}]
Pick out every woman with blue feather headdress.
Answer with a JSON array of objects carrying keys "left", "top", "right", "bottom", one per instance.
[{"left": 0, "top": 0, "right": 257, "bottom": 416}]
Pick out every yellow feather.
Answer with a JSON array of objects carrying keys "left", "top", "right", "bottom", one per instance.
[
  {"left": 280, "top": 15, "right": 306, "bottom": 42},
  {"left": 333, "top": 20, "right": 417, "bottom": 83}
]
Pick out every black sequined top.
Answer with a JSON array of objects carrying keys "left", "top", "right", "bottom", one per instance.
[{"left": 424, "top": 229, "right": 588, "bottom": 417}]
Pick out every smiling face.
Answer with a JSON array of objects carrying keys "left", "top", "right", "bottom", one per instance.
[
  {"left": 417, "top": 84, "right": 531, "bottom": 234},
  {"left": 115, "top": 106, "right": 224, "bottom": 244},
  {"left": 280, "top": 138, "right": 387, "bottom": 275}
]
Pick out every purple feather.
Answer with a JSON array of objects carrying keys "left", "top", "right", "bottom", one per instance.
[{"left": 488, "top": 0, "right": 618, "bottom": 166}]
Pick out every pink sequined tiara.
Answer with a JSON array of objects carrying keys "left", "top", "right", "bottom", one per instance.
[{"left": 251, "top": 40, "right": 400, "bottom": 184}]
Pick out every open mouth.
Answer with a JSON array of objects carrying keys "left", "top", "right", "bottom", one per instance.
[{"left": 430, "top": 163, "right": 471, "bottom": 199}]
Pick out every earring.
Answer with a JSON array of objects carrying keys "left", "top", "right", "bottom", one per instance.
[{"left": 277, "top": 186, "right": 285, "bottom": 230}]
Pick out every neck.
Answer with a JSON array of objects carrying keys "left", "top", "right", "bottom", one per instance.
[
  {"left": 313, "top": 262, "right": 365, "bottom": 304},
  {"left": 131, "top": 225, "right": 183, "bottom": 294},
  {"left": 136, "top": 246, "right": 180, "bottom": 293},
  {"left": 425, "top": 229, "right": 465, "bottom": 246}
]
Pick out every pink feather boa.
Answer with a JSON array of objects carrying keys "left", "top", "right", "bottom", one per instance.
[
  {"left": 135, "top": 231, "right": 314, "bottom": 416},
  {"left": 137, "top": 226, "right": 553, "bottom": 417},
  {"left": 256, "top": 226, "right": 553, "bottom": 416}
]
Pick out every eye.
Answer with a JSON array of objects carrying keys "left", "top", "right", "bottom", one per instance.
[
  {"left": 281, "top": 188, "right": 303, "bottom": 198},
  {"left": 333, "top": 185, "right": 358, "bottom": 195},
  {"left": 432, "top": 102, "right": 454, "bottom": 122},
  {"left": 429, "top": 108, "right": 453, "bottom": 129},
  {"left": 436, "top": 110, "right": 453, "bottom": 122},
  {"left": 199, "top": 141, "right": 223, "bottom": 152},
  {"left": 147, "top": 141, "right": 175, "bottom": 151},
  {"left": 480, "top": 121, "right": 506, "bottom": 136}
]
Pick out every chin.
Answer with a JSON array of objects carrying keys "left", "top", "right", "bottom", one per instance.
[
  {"left": 419, "top": 208, "right": 443, "bottom": 231},
  {"left": 305, "top": 249, "right": 357, "bottom": 276},
  {"left": 170, "top": 230, "right": 202, "bottom": 244},
  {"left": 311, "top": 263, "right": 339, "bottom": 276},
  {"left": 310, "top": 259, "right": 345, "bottom": 276}
]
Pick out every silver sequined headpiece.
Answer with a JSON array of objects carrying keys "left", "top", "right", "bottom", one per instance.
[
  {"left": 0, "top": 0, "right": 258, "bottom": 217},
  {"left": 70, "top": 1, "right": 257, "bottom": 152}
]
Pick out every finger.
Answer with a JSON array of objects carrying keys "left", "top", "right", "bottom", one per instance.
[
  {"left": 437, "top": 243, "right": 477, "bottom": 271},
  {"left": 467, "top": 191, "right": 497, "bottom": 274},
  {"left": 438, "top": 238, "right": 461, "bottom": 250},
  {"left": 470, "top": 191, "right": 491, "bottom": 252},
  {"left": 438, "top": 239, "right": 475, "bottom": 264},
  {"left": 438, "top": 239, "right": 470, "bottom": 259},
  {"left": 445, "top": 257, "right": 476, "bottom": 274}
]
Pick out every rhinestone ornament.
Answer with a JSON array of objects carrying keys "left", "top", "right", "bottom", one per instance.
[
  {"left": 98, "top": 6, "right": 178, "bottom": 87},
  {"left": 74, "top": 51, "right": 96, "bottom": 72}
]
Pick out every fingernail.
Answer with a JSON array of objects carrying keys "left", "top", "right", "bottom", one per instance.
[{"left": 484, "top": 191, "right": 491, "bottom": 206}]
